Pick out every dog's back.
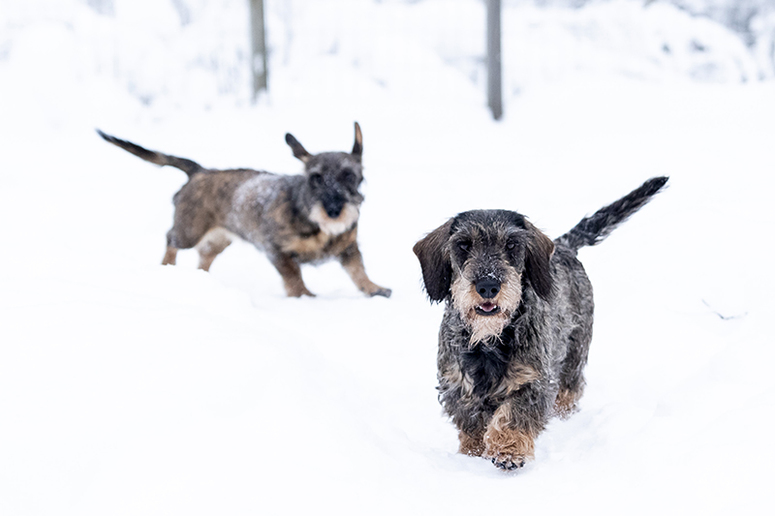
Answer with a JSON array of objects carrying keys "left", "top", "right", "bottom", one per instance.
[{"left": 170, "top": 169, "right": 275, "bottom": 246}]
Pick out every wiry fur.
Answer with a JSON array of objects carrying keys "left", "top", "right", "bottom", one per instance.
[
  {"left": 98, "top": 123, "right": 391, "bottom": 298},
  {"left": 413, "top": 176, "right": 668, "bottom": 470}
]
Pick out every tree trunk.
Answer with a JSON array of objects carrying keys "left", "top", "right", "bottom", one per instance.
[
  {"left": 250, "top": 0, "right": 268, "bottom": 101},
  {"left": 487, "top": 0, "right": 503, "bottom": 120}
]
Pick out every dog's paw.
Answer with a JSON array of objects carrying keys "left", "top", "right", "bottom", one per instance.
[
  {"left": 489, "top": 453, "right": 526, "bottom": 471},
  {"left": 482, "top": 422, "right": 534, "bottom": 472},
  {"left": 286, "top": 286, "right": 316, "bottom": 298},
  {"left": 369, "top": 286, "right": 392, "bottom": 298},
  {"left": 554, "top": 388, "right": 581, "bottom": 419}
]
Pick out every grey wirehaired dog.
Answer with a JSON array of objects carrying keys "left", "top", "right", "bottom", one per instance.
[
  {"left": 413, "top": 177, "right": 667, "bottom": 470},
  {"left": 98, "top": 123, "right": 391, "bottom": 298}
]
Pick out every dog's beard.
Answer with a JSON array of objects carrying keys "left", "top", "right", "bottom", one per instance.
[
  {"left": 451, "top": 271, "right": 522, "bottom": 347},
  {"left": 309, "top": 203, "right": 359, "bottom": 236}
]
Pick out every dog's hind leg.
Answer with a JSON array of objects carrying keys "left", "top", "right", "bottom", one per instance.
[
  {"left": 338, "top": 244, "right": 391, "bottom": 298},
  {"left": 163, "top": 221, "right": 212, "bottom": 268},
  {"left": 162, "top": 229, "right": 181, "bottom": 265},
  {"left": 268, "top": 252, "right": 315, "bottom": 297},
  {"left": 554, "top": 388, "right": 583, "bottom": 419},
  {"left": 162, "top": 246, "right": 178, "bottom": 266},
  {"left": 195, "top": 228, "right": 233, "bottom": 272},
  {"left": 555, "top": 329, "right": 591, "bottom": 418}
]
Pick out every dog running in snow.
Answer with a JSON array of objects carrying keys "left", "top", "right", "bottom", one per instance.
[
  {"left": 413, "top": 176, "right": 668, "bottom": 470},
  {"left": 98, "top": 123, "right": 391, "bottom": 298}
]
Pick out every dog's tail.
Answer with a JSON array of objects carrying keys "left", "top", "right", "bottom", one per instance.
[
  {"left": 556, "top": 176, "right": 668, "bottom": 252},
  {"left": 96, "top": 129, "right": 203, "bottom": 178}
]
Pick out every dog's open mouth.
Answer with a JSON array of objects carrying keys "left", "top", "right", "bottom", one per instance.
[{"left": 475, "top": 302, "right": 501, "bottom": 316}]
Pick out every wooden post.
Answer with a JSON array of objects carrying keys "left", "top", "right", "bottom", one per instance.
[
  {"left": 250, "top": 0, "right": 268, "bottom": 101},
  {"left": 486, "top": 0, "right": 503, "bottom": 120}
]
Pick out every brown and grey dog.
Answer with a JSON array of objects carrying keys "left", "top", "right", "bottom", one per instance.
[
  {"left": 413, "top": 177, "right": 667, "bottom": 470},
  {"left": 98, "top": 123, "right": 391, "bottom": 298}
]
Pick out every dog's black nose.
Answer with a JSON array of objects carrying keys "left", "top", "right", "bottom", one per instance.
[
  {"left": 323, "top": 194, "right": 345, "bottom": 218},
  {"left": 475, "top": 278, "right": 500, "bottom": 299},
  {"left": 324, "top": 203, "right": 343, "bottom": 218}
]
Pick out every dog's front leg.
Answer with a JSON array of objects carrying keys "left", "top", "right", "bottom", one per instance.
[
  {"left": 268, "top": 252, "right": 315, "bottom": 297},
  {"left": 483, "top": 390, "right": 548, "bottom": 471},
  {"left": 338, "top": 243, "right": 391, "bottom": 298},
  {"left": 458, "top": 427, "right": 486, "bottom": 457}
]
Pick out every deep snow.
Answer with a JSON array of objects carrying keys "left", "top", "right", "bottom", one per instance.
[{"left": 1, "top": 1, "right": 774, "bottom": 515}]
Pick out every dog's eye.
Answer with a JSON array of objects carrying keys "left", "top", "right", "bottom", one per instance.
[
  {"left": 506, "top": 242, "right": 516, "bottom": 251},
  {"left": 309, "top": 173, "right": 323, "bottom": 186},
  {"left": 458, "top": 242, "right": 471, "bottom": 252},
  {"left": 339, "top": 168, "right": 356, "bottom": 183}
]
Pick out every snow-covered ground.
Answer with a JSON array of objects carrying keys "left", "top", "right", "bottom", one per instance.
[{"left": 1, "top": 0, "right": 773, "bottom": 514}]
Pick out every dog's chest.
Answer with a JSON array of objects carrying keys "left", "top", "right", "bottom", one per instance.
[
  {"left": 459, "top": 339, "right": 514, "bottom": 397},
  {"left": 281, "top": 230, "right": 331, "bottom": 255},
  {"left": 442, "top": 324, "right": 539, "bottom": 402},
  {"left": 279, "top": 227, "right": 356, "bottom": 262}
]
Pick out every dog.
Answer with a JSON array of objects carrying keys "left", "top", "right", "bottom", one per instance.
[
  {"left": 413, "top": 176, "right": 667, "bottom": 470},
  {"left": 98, "top": 123, "right": 391, "bottom": 298}
]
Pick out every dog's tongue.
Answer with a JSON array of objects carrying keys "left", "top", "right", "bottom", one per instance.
[{"left": 479, "top": 302, "right": 497, "bottom": 313}]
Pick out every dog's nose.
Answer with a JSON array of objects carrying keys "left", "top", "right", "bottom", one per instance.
[
  {"left": 323, "top": 193, "right": 346, "bottom": 218},
  {"left": 475, "top": 278, "right": 500, "bottom": 299},
  {"left": 323, "top": 200, "right": 344, "bottom": 218},
  {"left": 324, "top": 203, "right": 343, "bottom": 218}
]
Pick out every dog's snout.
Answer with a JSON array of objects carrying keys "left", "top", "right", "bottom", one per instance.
[
  {"left": 475, "top": 278, "right": 500, "bottom": 299},
  {"left": 324, "top": 199, "right": 344, "bottom": 218},
  {"left": 321, "top": 190, "right": 347, "bottom": 218}
]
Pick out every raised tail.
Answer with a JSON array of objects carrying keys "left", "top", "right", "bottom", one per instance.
[
  {"left": 556, "top": 176, "right": 668, "bottom": 252},
  {"left": 96, "top": 129, "right": 203, "bottom": 178}
]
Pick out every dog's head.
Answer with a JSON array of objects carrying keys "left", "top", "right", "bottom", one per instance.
[
  {"left": 413, "top": 210, "right": 555, "bottom": 344},
  {"left": 285, "top": 122, "right": 365, "bottom": 236}
]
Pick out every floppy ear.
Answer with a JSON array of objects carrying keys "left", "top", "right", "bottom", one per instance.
[
  {"left": 285, "top": 133, "right": 311, "bottom": 163},
  {"left": 351, "top": 122, "right": 363, "bottom": 159},
  {"left": 523, "top": 220, "right": 555, "bottom": 301},
  {"left": 413, "top": 219, "right": 454, "bottom": 302}
]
